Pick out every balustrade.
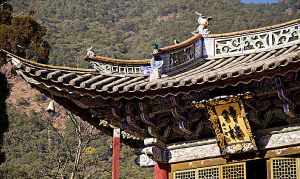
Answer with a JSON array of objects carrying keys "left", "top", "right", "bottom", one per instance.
[
  {"left": 213, "top": 22, "right": 300, "bottom": 58},
  {"left": 88, "top": 20, "right": 300, "bottom": 76}
]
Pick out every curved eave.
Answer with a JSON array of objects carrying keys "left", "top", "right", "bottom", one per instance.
[
  {"left": 3, "top": 44, "right": 300, "bottom": 101},
  {"left": 29, "top": 85, "right": 144, "bottom": 147},
  {"left": 0, "top": 50, "right": 145, "bottom": 147},
  {"left": 118, "top": 50, "right": 300, "bottom": 99},
  {"left": 2, "top": 50, "right": 97, "bottom": 74}
]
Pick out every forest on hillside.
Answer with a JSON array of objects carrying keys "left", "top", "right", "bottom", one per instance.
[{"left": 0, "top": 0, "right": 300, "bottom": 178}]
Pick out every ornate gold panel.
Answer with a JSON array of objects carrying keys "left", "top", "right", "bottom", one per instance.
[
  {"left": 193, "top": 93, "right": 257, "bottom": 155},
  {"left": 270, "top": 158, "right": 300, "bottom": 179},
  {"left": 173, "top": 162, "right": 246, "bottom": 179}
]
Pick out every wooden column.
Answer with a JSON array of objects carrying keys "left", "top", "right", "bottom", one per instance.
[
  {"left": 112, "top": 128, "right": 121, "bottom": 179},
  {"left": 154, "top": 163, "right": 169, "bottom": 179}
]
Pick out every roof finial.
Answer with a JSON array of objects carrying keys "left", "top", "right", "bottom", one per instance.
[
  {"left": 86, "top": 46, "right": 96, "bottom": 59},
  {"left": 46, "top": 100, "right": 56, "bottom": 116},
  {"left": 152, "top": 42, "right": 160, "bottom": 55},
  {"left": 150, "top": 41, "right": 163, "bottom": 81},
  {"left": 173, "top": 39, "right": 180, "bottom": 44},
  {"left": 193, "top": 12, "right": 212, "bottom": 37}
]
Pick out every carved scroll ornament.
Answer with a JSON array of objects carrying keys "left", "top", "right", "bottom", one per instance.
[
  {"left": 193, "top": 93, "right": 257, "bottom": 155},
  {"left": 215, "top": 23, "right": 300, "bottom": 57}
]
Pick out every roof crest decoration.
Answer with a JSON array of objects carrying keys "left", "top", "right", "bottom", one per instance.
[
  {"left": 210, "top": 22, "right": 300, "bottom": 58},
  {"left": 193, "top": 12, "right": 212, "bottom": 37},
  {"left": 84, "top": 18, "right": 300, "bottom": 78}
]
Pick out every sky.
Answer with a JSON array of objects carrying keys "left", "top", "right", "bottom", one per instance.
[{"left": 241, "top": 0, "right": 278, "bottom": 3}]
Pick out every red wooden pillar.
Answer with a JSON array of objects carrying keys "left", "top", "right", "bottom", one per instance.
[
  {"left": 154, "top": 163, "right": 169, "bottom": 179},
  {"left": 112, "top": 128, "right": 121, "bottom": 179}
]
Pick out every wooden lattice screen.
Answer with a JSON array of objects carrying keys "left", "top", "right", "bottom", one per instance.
[
  {"left": 173, "top": 162, "right": 246, "bottom": 179},
  {"left": 270, "top": 158, "right": 300, "bottom": 179},
  {"left": 173, "top": 158, "right": 300, "bottom": 179}
]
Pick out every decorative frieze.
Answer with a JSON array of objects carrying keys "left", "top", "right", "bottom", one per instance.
[
  {"left": 256, "top": 126, "right": 300, "bottom": 149},
  {"left": 90, "top": 61, "right": 149, "bottom": 75},
  {"left": 214, "top": 23, "right": 300, "bottom": 58},
  {"left": 168, "top": 139, "right": 220, "bottom": 164}
]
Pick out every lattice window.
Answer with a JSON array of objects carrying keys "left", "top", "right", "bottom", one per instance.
[
  {"left": 271, "top": 158, "right": 299, "bottom": 179},
  {"left": 174, "top": 170, "right": 196, "bottom": 179},
  {"left": 198, "top": 166, "right": 219, "bottom": 179},
  {"left": 173, "top": 162, "right": 245, "bottom": 179},
  {"left": 222, "top": 163, "right": 246, "bottom": 179}
]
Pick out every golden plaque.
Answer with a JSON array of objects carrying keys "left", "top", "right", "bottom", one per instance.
[{"left": 193, "top": 93, "right": 257, "bottom": 154}]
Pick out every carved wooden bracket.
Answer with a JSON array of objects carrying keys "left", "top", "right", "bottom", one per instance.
[
  {"left": 125, "top": 103, "right": 145, "bottom": 133},
  {"left": 138, "top": 102, "right": 156, "bottom": 127},
  {"left": 140, "top": 138, "right": 169, "bottom": 163},
  {"left": 170, "top": 96, "right": 193, "bottom": 137},
  {"left": 274, "top": 77, "right": 296, "bottom": 119},
  {"left": 192, "top": 93, "right": 257, "bottom": 155}
]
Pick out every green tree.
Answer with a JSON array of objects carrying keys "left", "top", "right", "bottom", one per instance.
[{"left": 0, "top": 1, "right": 50, "bottom": 64}]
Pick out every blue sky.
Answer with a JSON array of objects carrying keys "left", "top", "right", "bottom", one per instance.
[{"left": 241, "top": 0, "right": 278, "bottom": 3}]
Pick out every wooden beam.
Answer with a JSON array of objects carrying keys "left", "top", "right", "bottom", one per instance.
[
  {"left": 169, "top": 145, "right": 300, "bottom": 173},
  {"left": 170, "top": 157, "right": 227, "bottom": 173},
  {"left": 112, "top": 128, "right": 121, "bottom": 179},
  {"left": 264, "top": 145, "right": 300, "bottom": 158}
]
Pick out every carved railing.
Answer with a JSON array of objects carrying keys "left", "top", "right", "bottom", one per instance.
[
  {"left": 205, "top": 20, "right": 300, "bottom": 58},
  {"left": 86, "top": 19, "right": 300, "bottom": 76},
  {"left": 86, "top": 34, "right": 204, "bottom": 76},
  {"left": 86, "top": 56, "right": 151, "bottom": 75},
  {"left": 90, "top": 61, "right": 149, "bottom": 75},
  {"left": 153, "top": 34, "right": 203, "bottom": 74}
]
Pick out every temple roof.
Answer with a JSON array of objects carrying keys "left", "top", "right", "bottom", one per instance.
[
  {"left": 2, "top": 18, "right": 300, "bottom": 148},
  {"left": 2, "top": 18, "right": 300, "bottom": 100}
]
